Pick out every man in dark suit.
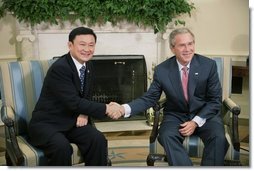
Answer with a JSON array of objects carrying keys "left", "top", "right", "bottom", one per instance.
[
  {"left": 114, "top": 28, "right": 229, "bottom": 165},
  {"left": 28, "top": 27, "right": 121, "bottom": 166}
]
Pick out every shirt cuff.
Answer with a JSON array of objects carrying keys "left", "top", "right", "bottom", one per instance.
[
  {"left": 192, "top": 116, "right": 206, "bottom": 127},
  {"left": 122, "top": 104, "right": 131, "bottom": 118}
]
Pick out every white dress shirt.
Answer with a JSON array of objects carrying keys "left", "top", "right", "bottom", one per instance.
[{"left": 71, "top": 55, "right": 86, "bottom": 77}]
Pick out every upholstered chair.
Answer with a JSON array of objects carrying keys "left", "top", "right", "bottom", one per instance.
[
  {"left": 146, "top": 57, "right": 241, "bottom": 166},
  {"left": 0, "top": 59, "right": 111, "bottom": 166}
]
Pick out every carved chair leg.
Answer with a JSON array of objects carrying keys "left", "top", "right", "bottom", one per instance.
[
  {"left": 107, "top": 158, "right": 112, "bottom": 166},
  {"left": 164, "top": 155, "right": 168, "bottom": 162},
  {"left": 5, "top": 151, "right": 13, "bottom": 166}
]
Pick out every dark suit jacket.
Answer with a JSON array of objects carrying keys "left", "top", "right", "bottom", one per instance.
[
  {"left": 29, "top": 53, "right": 106, "bottom": 146},
  {"left": 129, "top": 54, "right": 222, "bottom": 121}
]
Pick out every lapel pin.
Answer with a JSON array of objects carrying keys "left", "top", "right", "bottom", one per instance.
[{"left": 195, "top": 73, "right": 198, "bottom": 76}]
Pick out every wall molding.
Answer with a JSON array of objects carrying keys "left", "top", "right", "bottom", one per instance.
[{"left": 0, "top": 55, "right": 18, "bottom": 61}]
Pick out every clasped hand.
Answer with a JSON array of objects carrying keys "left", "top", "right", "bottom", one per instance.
[
  {"left": 106, "top": 102, "right": 125, "bottom": 120},
  {"left": 76, "top": 102, "right": 124, "bottom": 127}
]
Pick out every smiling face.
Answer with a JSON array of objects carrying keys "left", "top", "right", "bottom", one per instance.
[
  {"left": 68, "top": 34, "right": 96, "bottom": 64},
  {"left": 170, "top": 32, "right": 195, "bottom": 66}
]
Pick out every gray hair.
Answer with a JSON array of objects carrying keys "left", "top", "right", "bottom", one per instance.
[{"left": 169, "top": 28, "right": 195, "bottom": 48}]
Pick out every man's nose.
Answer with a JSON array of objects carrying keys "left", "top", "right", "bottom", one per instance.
[{"left": 83, "top": 45, "right": 90, "bottom": 51}]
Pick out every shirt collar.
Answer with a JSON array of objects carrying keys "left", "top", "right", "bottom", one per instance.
[
  {"left": 176, "top": 59, "right": 190, "bottom": 72},
  {"left": 70, "top": 55, "right": 86, "bottom": 74}
]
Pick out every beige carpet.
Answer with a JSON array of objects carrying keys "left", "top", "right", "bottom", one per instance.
[
  {"left": 108, "top": 139, "right": 149, "bottom": 166},
  {"left": 107, "top": 137, "right": 249, "bottom": 167}
]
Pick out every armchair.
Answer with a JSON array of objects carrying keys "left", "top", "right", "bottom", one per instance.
[
  {"left": 0, "top": 59, "right": 111, "bottom": 166},
  {"left": 146, "top": 57, "right": 242, "bottom": 166}
]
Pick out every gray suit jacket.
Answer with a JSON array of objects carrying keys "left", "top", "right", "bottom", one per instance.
[{"left": 128, "top": 54, "right": 222, "bottom": 121}]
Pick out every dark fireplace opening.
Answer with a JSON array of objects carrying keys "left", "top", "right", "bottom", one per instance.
[{"left": 91, "top": 55, "right": 147, "bottom": 122}]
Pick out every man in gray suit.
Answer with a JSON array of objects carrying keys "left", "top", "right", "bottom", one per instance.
[{"left": 113, "top": 28, "right": 229, "bottom": 166}]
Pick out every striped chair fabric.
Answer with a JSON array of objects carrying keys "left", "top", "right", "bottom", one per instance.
[
  {"left": 0, "top": 60, "right": 83, "bottom": 166},
  {"left": 149, "top": 57, "right": 240, "bottom": 164}
]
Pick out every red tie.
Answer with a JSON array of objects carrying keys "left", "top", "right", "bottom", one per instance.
[{"left": 182, "top": 66, "right": 188, "bottom": 101}]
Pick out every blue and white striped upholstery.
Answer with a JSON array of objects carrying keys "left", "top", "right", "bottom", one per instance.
[
  {"left": 150, "top": 57, "right": 240, "bottom": 162},
  {"left": 0, "top": 60, "right": 83, "bottom": 166}
]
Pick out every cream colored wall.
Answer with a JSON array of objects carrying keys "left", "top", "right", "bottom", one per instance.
[
  {"left": 0, "top": 14, "right": 17, "bottom": 61},
  {"left": 186, "top": 0, "right": 249, "bottom": 57},
  {"left": 0, "top": 0, "right": 250, "bottom": 119},
  {"left": 159, "top": 0, "right": 249, "bottom": 60},
  {"left": 0, "top": 0, "right": 249, "bottom": 60}
]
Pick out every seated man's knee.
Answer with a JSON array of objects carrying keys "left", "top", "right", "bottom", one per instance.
[
  {"left": 47, "top": 135, "right": 73, "bottom": 157},
  {"left": 213, "top": 129, "right": 228, "bottom": 145},
  {"left": 158, "top": 131, "right": 182, "bottom": 146},
  {"left": 217, "top": 133, "right": 229, "bottom": 150},
  {"left": 92, "top": 130, "right": 107, "bottom": 145}
]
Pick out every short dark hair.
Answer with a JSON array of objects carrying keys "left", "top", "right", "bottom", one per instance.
[{"left": 68, "top": 27, "right": 97, "bottom": 43}]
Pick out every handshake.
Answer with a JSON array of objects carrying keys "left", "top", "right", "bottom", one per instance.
[{"left": 106, "top": 102, "right": 125, "bottom": 120}]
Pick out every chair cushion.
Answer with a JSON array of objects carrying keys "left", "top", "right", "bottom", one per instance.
[{"left": 15, "top": 136, "right": 83, "bottom": 166}]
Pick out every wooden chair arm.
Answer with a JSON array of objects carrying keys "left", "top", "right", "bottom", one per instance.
[
  {"left": 223, "top": 98, "right": 241, "bottom": 116},
  {"left": 3, "top": 117, "right": 24, "bottom": 165},
  {"left": 149, "top": 97, "right": 167, "bottom": 143},
  {"left": 223, "top": 98, "right": 241, "bottom": 151},
  {"left": 1, "top": 105, "right": 24, "bottom": 166},
  {"left": 149, "top": 104, "right": 160, "bottom": 143}
]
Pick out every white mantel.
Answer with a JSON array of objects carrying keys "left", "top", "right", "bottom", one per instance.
[{"left": 15, "top": 20, "right": 174, "bottom": 76}]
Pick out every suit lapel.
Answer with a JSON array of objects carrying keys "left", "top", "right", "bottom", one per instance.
[
  {"left": 188, "top": 55, "right": 199, "bottom": 102},
  {"left": 167, "top": 58, "right": 186, "bottom": 101},
  {"left": 66, "top": 53, "right": 82, "bottom": 95}
]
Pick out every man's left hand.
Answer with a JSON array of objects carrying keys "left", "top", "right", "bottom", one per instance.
[{"left": 76, "top": 114, "right": 88, "bottom": 127}]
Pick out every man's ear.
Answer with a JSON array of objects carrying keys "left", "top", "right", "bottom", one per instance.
[
  {"left": 68, "top": 41, "right": 72, "bottom": 50},
  {"left": 170, "top": 47, "right": 175, "bottom": 54}
]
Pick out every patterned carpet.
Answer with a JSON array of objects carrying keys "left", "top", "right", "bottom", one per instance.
[
  {"left": 108, "top": 139, "right": 149, "bottom": 166},
  {"left": 0, "top": 124, "right": 249, "bottom": 166},
  {"left": 107, "top": 134, "right": 249, "bottom": 167}
]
